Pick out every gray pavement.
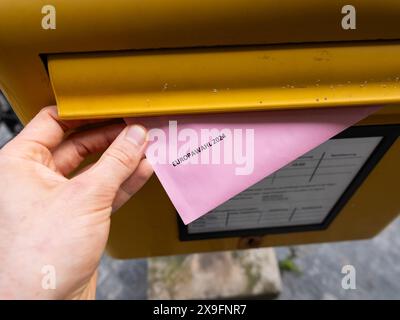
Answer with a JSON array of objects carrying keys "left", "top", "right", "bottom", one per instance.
[
  {"left": 97, "top": 256, "right": 147, "bottom": 300},
  {"left": 276, "top": 218, "right": 400, "bottom": 299},
  {"left": 97, "top": 217, "right": 399, "bottom": 300}
]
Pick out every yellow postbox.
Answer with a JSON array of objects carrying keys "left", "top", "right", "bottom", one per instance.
[{"left": 0, "top": 0, "right": 399, "bottom": 258}]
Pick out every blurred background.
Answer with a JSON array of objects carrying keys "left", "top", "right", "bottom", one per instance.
[{"left": 1, "top": 91, "right": 399, "bottom": 300}]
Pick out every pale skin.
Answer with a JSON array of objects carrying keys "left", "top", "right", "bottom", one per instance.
[{"left": 0, "top": 106, "right": 153, "bottom": 299}]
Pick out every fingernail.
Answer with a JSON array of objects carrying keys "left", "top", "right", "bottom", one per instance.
[{"left": 126, "top": 125, "right": 146, "bottom": 146}]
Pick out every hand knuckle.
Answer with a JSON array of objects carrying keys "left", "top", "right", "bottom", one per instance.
[
  {"left": 136, "top": 166, "right": 153, "bottom": 182},
  {"left": 106, "top": 145, "right": 137, "bottom": 170}
]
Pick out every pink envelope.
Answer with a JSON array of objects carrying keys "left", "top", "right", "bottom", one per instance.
[{"left": 126, "top": 106, "right": 378, "bottom": 224}]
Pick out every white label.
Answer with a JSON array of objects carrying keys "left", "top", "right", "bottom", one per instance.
[
  {"left": 188, "top": 137, "right": 382, "bottom": 234},
  {"left": 0, "top": 123, "right": 12, "bottom": 148}
]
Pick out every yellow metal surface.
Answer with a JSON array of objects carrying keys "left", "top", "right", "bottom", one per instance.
[
  {"left": 48, "top": 44, "right": 400, "bottom": 119},
  {"left": 107, "top": 125, "right": 400, "bottom": 259},
  {"left": 1, "top": 0, "right": 400, "bottom": 123},
  {"left": 0, "top": 0, "right": 399, "bottom": 259}
]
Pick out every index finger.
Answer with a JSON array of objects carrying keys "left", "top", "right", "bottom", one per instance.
[{"left": 12, "top": 106, "right": 112, "bottom": 150}]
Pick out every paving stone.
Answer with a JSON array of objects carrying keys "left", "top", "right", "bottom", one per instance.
[
  {"left": 148, "top": 248, "right": 282, "bottom": 300},
  {"left": 97, "top": 254, "right": 147, "bottom": 300}
]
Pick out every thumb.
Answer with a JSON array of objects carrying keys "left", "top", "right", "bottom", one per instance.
[{"left": 83, "top": 124, "right": 148, "bottom": 191}]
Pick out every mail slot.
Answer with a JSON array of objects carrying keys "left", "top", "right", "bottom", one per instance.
[{"left": 0, "top": 0, "right": 399, "bottom": 259}]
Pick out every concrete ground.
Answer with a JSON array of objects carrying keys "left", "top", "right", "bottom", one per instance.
[
  {"left": 276, "top": 218, "right": 400, "bottom": 299},
  {"left": 97, "top": 257, "right": 148, "bottom": 300},
  {"left": 97, "top": 217, "right": 399, "bottom": 300}
]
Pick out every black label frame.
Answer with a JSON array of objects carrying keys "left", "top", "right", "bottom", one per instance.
[{"left": 178, "top": 124, "right": 400, "bottom": 241}]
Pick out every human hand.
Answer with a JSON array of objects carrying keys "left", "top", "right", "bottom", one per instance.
[{"left": 0, "top": 106, "right": 153, "bottom": 299}]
